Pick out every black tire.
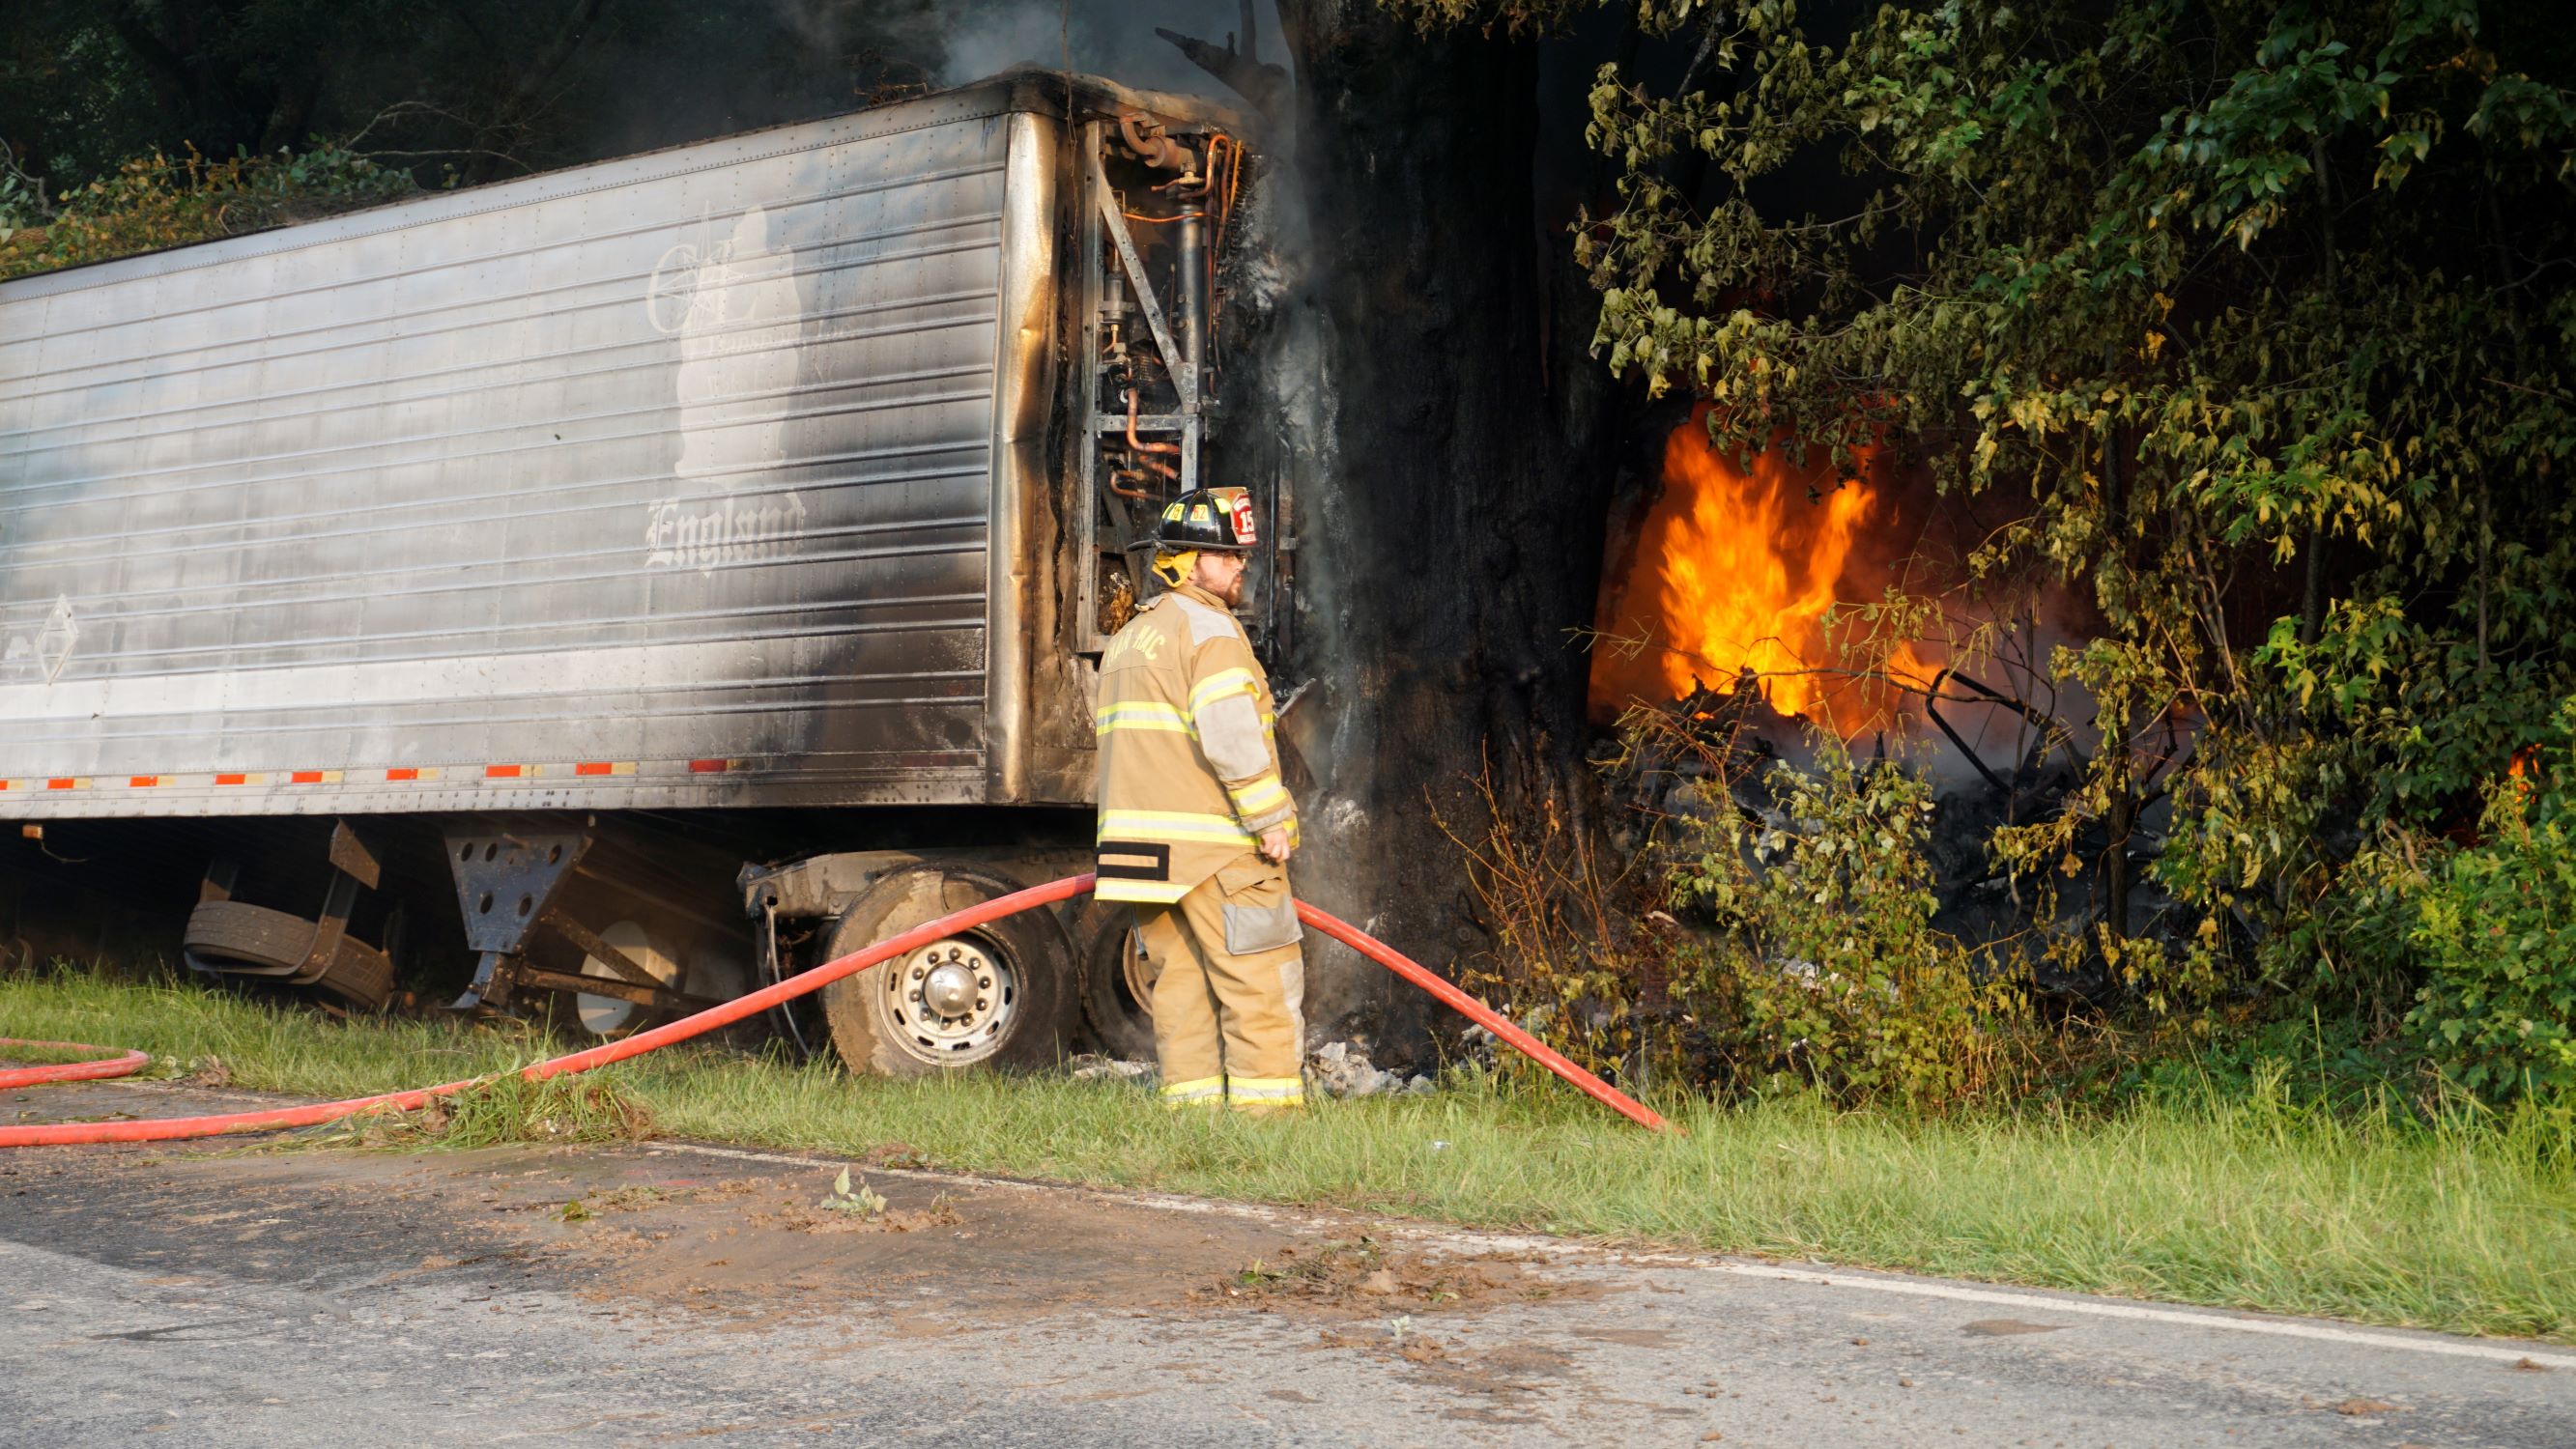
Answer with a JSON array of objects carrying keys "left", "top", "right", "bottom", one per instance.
[
  {"left": 183, "top": 900, "right": 318, "bottom": 974},
  {"left": 1076, "top": 901, "right": 1159, "bottom": 1062},
  {"left": 819, "top": 864, "right": 1076, "bottom": 1077},
  {"left": 183, "top": 900, "right": 391, "bottom": 1010},
  {"left": 312, "top": 941, "right": 393, "bottom": 1011}
]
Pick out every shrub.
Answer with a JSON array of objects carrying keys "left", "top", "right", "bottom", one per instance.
[
  {"left": 0, "top": 143, "right": 413, "bottom": 282},
  {"left": 1668, "top": 734, "right": 2014, "bottom": 1108},
  {"left": 2405, "top": 703, "right": 2576, "bottom": 1101}
]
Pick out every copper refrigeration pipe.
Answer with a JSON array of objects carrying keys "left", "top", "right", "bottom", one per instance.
[
  {"left": 1118, "top": 111, "right": 1198, "bottom": 183},
  {"left": 0, "top": 877, "right": 1672, "bottom": 1145},
  {"left": 1125, "top": 387, "right": 1181, "bottom": 455}
]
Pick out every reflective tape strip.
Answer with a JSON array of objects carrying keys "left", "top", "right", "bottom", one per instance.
[
  {"left": 1226, "top": 1075, "right": 1305, "bottom": 1104},
  {"left": 1096, "top": 701, "right": 1194, "bottom": 736},
  {"left": 1161, "top": 1076, "right": 1225, "bottom": 1103},
  {"left": 6, "top": 760, "right": 769, "bottom": 792},
  {"left": 1097, "top": 878, "right": 1191, "bottom": 904},
  {"left": 1188, "top": 668, "right": 1260, "bottom": 715},
  {"left": 1227, "top": 773, "right": 1289, "bottom": 817},
  {"left": 1099, "top": 810, "right": 1255, "bottom": 847}
]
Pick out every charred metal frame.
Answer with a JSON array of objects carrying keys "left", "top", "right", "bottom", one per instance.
[
  {"left": 443, "top": 823, "right": 727, "bottom": 1014},
  {"left": 1076, "top": 119, "right": 1214, "bottom": 651}
]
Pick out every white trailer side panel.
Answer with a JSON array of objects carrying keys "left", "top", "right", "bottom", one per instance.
[{"left": 0, "top": 88, "right": 1064, "bottom": 818}]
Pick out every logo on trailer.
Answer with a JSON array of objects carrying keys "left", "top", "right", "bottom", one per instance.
[
  {"left": 642, "top": 204, "right": 815, "bottom": 573},
  {"left": 644, "top": 491, "right": 810, "bottom": 573},
  {"left": 1, "top": 595, "right": 77, "bottom": 685}
]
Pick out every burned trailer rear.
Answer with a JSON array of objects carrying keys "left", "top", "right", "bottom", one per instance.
[{"left": 0, "top": 74, "right": 1272, "bottom": 1070}]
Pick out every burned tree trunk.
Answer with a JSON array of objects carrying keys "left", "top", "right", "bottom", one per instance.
[{"left": 1249, "top": 3, "right": 1618, "bottom": 1052}]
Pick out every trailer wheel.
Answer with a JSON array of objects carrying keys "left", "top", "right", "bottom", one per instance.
[
  {"left": 819, "top": 866, "right": 1074, "bottom": 1077},
  {"left": 565, "top": 920, "right": 683, "bottom": 1038},
  {"left": 1076, "top": 902, "right": 1158, "bottom": 1063}
]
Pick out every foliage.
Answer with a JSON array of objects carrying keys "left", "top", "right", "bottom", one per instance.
[
  {"left": 1389, "top": 0, "right": 2576, "bottom": 1098},
  {"left": 0, "top": 0, "right": 954, "bottom": 202},
  {"left": 1668, "top": 732, "right": 2011, "bottom": 1107},
  {"left": 2402, "top": 698, "right": 2576, "bottom": 1098},
  {"left": 0, "top": 141, "right": 50, "bottom": 237},
  {"left": 1443, "top": 714, "right": 2013, "bottom": 1109},
  {"left": 0, "top": 142, "right": 412, "bottom": 281}
]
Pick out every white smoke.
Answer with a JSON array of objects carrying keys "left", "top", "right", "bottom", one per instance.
[{"left": 917, "top": 0, "right": 1291, "bottom": 97}]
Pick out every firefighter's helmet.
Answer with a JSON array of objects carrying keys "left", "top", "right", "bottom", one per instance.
[{"left": 1151, "top": 487, "right": 1259, "bottom": 553}]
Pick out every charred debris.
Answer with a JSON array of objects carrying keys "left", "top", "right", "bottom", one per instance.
[{"left": 1593, "top": 666, "right": 2178, "bottom": 1008}]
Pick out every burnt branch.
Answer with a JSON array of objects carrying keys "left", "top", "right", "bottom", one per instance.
[
  {"left": 1922, "top": 683, "right": 2015, "bottom": 797},
  {"left": 1925, "top": 667, "right": 2088, "bottom": 769},
  {"left": 1154, "top": 28, "right": 1291, "bottom": 120}
]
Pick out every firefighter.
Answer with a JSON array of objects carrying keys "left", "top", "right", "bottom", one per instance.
[{"left": 1093, "top": 486, "right": 1304, "bottom": 1113}]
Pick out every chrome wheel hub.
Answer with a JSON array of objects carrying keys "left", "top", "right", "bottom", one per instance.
[
  {"left": 921, "top": 959, "right": 979, "bottom": 1017},
  {"left": 884, "top": 937, "right": 1016, "bottom": 1064}
]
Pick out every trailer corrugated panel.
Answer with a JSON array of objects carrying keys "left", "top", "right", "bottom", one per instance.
[{"left": 0, "top": 87, "right": 1062, "bottom": 818}]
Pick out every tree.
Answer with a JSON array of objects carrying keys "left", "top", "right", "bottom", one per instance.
[
  {"left": 0, "top": 0, "right": 941, "bottom": 193},
  {"left": 1401, "top": 0, "right": 2576, "bottom": 1033}
]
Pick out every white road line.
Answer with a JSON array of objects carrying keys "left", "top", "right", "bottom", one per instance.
[
  {"left": 1693, "top": 1262, "right": 2576, "bottom": 1370},
  {"left": 645, "top": 1138, "right": 2576, "bottom": 1372}
]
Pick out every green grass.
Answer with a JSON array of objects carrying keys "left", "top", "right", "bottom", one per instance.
[{"left": 7, "top": 968, "right": 2573, "bottom": 1342}]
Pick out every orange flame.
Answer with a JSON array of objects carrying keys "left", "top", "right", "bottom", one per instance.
[{"left": 1591, "top": 410, "right": 1921, "bottom": 732}]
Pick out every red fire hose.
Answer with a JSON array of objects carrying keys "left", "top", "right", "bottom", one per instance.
[
  {"left": 0, "top": 1040, "right": 153, "bottom": 1091},
  {"left": 0, "top": 874, "right": 1669, "bottom": 1148}
]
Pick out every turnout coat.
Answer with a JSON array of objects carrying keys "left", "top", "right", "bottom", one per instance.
[{"left": 1091, "top": 582, "right": 1299, "bottom": 904}]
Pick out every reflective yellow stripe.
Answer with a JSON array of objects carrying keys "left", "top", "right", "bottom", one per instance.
[
  {"left": 1096, "top": 701, "right": 1193, "bottom": 736},
  {"left": 1188, "top": 668, "right": 1259, "bottom": 715},
  {"left": 1162, "top": 1076, "right": 1224, "bottom": 1104},
  {"left": 1099, "top": 809, "right": 1256, "bottom": 846},
  {"left": 1227, "top": 772, "right": 1289, "bottom": 816},
  {"left": 1226, "top": 1075, "right": 1305, "bottom": 1101}
]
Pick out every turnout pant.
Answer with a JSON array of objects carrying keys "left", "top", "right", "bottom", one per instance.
[{"left": 1131, "top": 852, "right": 1306, "bottom": 1110}]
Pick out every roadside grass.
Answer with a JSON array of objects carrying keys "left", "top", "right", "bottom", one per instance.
[{"left": 7, "top": 968, "right": 2573, "bottom": 1343}]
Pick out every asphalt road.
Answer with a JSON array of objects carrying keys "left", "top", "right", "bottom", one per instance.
[{"left": 2, "top": 1080, "right": 2571, "bottom": 1448}]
